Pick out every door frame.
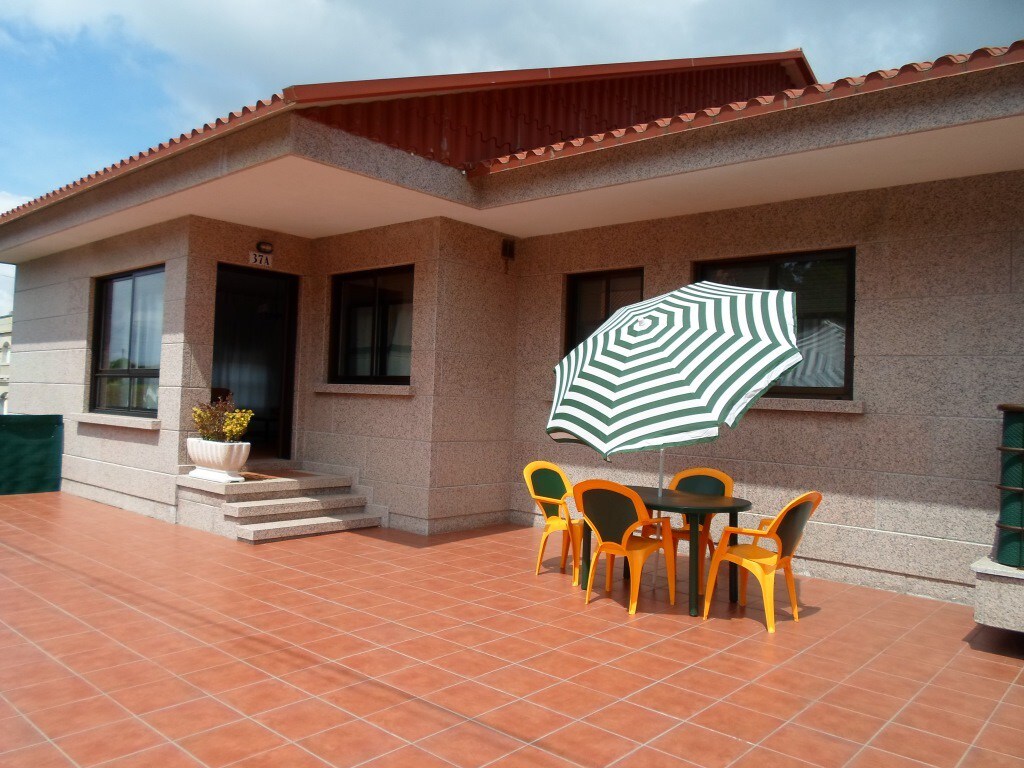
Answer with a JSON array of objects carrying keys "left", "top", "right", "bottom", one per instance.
[{"left": 213, "top": 263, "right": 299, "bottom": 460}]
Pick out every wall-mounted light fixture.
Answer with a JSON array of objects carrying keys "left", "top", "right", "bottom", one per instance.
[{"left": 255, "top": 241, "right": 274, "bottom": 254}]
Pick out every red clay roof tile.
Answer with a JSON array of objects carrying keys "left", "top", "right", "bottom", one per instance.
[
  {"left": 468, "top": 40, "right": 1024, "bottom": 177},
  {"left": 1, "top": 41, "right": 1021, "bottom": 224}
]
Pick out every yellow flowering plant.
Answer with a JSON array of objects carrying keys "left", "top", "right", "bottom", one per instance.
[{"left": 191, "top": 397, "right": 254, "bottom": 443}]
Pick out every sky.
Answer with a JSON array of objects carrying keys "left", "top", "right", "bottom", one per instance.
[{"left": 0, "top": 0, "right": 1022, "bottom": 312}]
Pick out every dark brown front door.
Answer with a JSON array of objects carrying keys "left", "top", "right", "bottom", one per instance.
[{"left": 212, "top": 264, "right": 298, "bottom": 459}]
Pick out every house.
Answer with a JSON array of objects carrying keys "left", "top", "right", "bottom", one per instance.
[
  {"left": 0, "top": 312, "right": 10, "bottom": 413},
  {"left": 1, "top": 42, "right": 1022, "bottom": 616}
]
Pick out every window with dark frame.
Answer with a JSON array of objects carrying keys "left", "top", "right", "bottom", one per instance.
[
  {"left": 92, "top": 266, "right": 165, "bottom": 415},
  {"left": 565, "top": 269, "right": 644, "bottom": 354},
  {"left": 329, "top": 265, "right": 414, "bottom": 385},
  {"left": 696, "top": 249, "right": 855, "bottom": 398}
]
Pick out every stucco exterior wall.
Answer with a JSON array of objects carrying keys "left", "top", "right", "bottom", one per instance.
[{"left": 510, "top": 169, "right": 1024, "bottom": 602}]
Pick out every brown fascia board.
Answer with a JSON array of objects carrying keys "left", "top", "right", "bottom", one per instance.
[{"left": 281, "top": 50, "right": 816, "bottom": 105}]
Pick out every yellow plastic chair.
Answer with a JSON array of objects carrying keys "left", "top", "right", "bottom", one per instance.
[
  {"left": 665, "top": 468, "right": 734, "bottom": 594},
  {"left": 523, "top": 461, "right": 583, "bottom": 585},
  {"left": 702, "top": 491, "right": 822, "bottom": 633},
  {"left": 573, "top": 479, "right": 676, "bottom": 615}
]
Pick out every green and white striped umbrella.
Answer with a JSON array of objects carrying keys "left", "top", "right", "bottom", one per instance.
[{"left": 547, "top": 281, "right": 802, "bottom": 458}]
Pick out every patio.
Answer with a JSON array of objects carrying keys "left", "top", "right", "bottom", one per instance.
[{"left": 0, "top": 493, "right": 1021, "bottom": 768}]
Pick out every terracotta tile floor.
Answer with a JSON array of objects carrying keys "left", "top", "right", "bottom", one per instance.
[{"left": 1, "top": 493, "right": 1022, "bottom": 768}]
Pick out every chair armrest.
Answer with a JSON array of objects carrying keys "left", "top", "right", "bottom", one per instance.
[
  {"left": 721, "top": 525, "right": 771, "bottom": 539},
  {"left": 756, "top": 518, "right": 773, "bottom": 531},
  {"left": 627, "top": 517, "right": 673, "bottom": 540}
]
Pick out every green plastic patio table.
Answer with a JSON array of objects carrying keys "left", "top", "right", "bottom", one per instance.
[{"left": 578, "top": 485, "right": 753, "bottom": 616}]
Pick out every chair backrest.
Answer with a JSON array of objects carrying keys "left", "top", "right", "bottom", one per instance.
[
  {"left": 768, "top": 491, "right": 822, "bottom": 559},
  {"left": 573, "top": 479, "right": 651, "bottom": 547},
  {"left": 670, "top": 467, "right": 734, "bottom": 498},
  {"left": 523, "top": 461, "right": 572, "bottom": 519}
]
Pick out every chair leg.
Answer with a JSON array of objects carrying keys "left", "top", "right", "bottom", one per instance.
[
  {"left": 625, "top": 552, "right": 644, "bottom": 614},
  {"left": 559, "top": 530, "right": 570, "bottom": 573},
  {"left": 702, "top": 550, "right": 724, "bottom": 620},
  {"left": 569, "top": 525, "right": 582, "bottom": 587},
  {"left": 585, "top": 550, "right": 600, "bottom": 605},
  {"left": 535, "top": 530, "right": 551, "bottom": 575},
  {"left": 605, "top": 554, "right": 616, "bottom": 594},
  {"left": 739, "top": 568, "right": 749, "bottom": 607},
  {"left": 758, "top": 568, "right": 777, "bottom": 633},
  {"left": 663, "top": 541, "right": 676, "bottom": 606},
  {"left": 784, "top": 564, "right": 799, "bottom": 622}
]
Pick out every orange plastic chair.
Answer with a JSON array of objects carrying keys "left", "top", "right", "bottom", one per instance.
[
  {"left": 702, "top": 491, "right": 822, "bottom": 633},
  {"left": 573, "top": 479, "right": 676, "bottom": 615},
  {"left": 523, "top": 461, "right": 583, "bottom": 585},
  {"left": 664, "top": 468, "right": 734, "bottom": 594}
]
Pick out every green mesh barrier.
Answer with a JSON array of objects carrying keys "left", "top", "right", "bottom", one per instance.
[{"left": 0, "top": 416, "right": 63, "bottom": 495}]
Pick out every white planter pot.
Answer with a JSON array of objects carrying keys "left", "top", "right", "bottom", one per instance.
[{"left": 187, "top": 437, "right": 250, "bottom": 483}]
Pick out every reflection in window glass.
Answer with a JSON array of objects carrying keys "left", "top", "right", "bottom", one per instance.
[
  {"left": 566, "top": 269, "right": 643, "bottom": 353},
  {"left": 697, "top": 251, "right": 853, "bottom": 397},
  {"left": 93, "top": 266, "right": 165, "bottom": 415},
  {"left": 331, "top": 266, "right": 414, "bottom": 384}
]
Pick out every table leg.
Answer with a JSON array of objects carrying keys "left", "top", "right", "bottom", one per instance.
[
  {"left": 728, "top": 510, "right": 738, "bottom": 604},
  {"left": 579, "top": 526, "right": 591, "bottom": 591},
  {"left": 687, "top": 512, "right": 700, "bottom": 617}
]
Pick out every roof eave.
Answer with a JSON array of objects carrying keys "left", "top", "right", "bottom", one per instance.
[{"left": 282, "top": 49, "right": 815, "bottom": 106}]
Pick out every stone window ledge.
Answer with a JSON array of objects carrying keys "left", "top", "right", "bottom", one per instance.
[
  {"left": 313, "top": 384, "right": 415, "bottom": 397},
  {"left": 538, "top": 396, "right": 864, "bottom": 414},
  {"left": 66, "top": 413, "right": 162, "bottom": 430},
  {"left": 750, "top": 398, "right": 865, "bottom": 414}
]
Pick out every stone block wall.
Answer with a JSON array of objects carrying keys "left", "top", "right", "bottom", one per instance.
[
  {"left": 10, "top": 166, "right": 1024, "bottom": 603},
  {"left": 509, "top": 169, "right": 1024, "bottom": 602},
  {"left": 9, "top": 219, "right": 192, "bottom": 519}
]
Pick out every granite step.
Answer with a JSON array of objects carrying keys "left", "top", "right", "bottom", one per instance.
[
  {"left": 178, "top": 471, "right": 354, "bottom": 501},
  {"left": 223, "top": 494, "right": 368, "bottom": 524},
  {"left": 236, "top": 511, "right": 381, "bottom": 542}
]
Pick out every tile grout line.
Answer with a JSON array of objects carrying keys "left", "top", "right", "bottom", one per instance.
[{"left": 952, "top": 656, "right": 1024, "bottom": 767}]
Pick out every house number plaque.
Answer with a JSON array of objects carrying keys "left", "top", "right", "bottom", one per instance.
[{"left": 249, "top": 251, "right": 273, "bottom": 268}]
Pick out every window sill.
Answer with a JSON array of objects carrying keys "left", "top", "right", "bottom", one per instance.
[
  {"left": 751, "top": 398, "right": 864, "bottom": 414},
  {"left": 66, "top": 413, "right": 162, "bottom": 430},
  {"left": 313, "top": 384, "right": 415, "bottom": 397}
]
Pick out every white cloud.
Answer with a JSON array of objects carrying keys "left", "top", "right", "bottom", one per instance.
[
  {"left": 0, "top": 191, "right": 30, "bottom": 214},
  {"left": 3, "top": 0, "right": 1021, "bottom": 133}
]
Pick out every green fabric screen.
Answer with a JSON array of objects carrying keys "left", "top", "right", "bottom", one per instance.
[{"left": 0, "top": 415, "right": 63, "bottom": 495}]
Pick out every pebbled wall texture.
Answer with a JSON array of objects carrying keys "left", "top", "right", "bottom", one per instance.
[{"left": 9, "top": 168, "right": 1023, "bottom": 602}]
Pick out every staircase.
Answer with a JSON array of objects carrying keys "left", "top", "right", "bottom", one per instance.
[{"left": 175, "top": 470, "right": 383, "bottom": 542}]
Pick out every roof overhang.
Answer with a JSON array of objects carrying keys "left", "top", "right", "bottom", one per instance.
[
  {"left": 282, "top": 50, "right": 816, "bottom": 105},
  {"left": 1, "top": 48, "right": 1022, "bottom": 263},
  {"left": 2, "top": 111, "right": 1022, "bottom": 263}
]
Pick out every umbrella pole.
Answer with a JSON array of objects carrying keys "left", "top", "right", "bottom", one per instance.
[{"left": 658, "top": 448, "right": 665, "bottom": 497}]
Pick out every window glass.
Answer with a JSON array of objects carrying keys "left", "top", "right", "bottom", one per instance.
[
  {"left": 697, "top": 250, "right": 853, "bottom": 397},
  {"left": 130, "top": 270, "right": 165, "bottom": 369},
  {"left": 331, "top": 266, "right": 414, "bottom": 384},
  {"left": 92, "top": 266, "right": 165, "bottom": 415},
  {"left": 99, "top": 277, "right": 132, "bottom": 370},
  {"left": 566, "top": 269, "right": 643, "bottom": 353}
]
